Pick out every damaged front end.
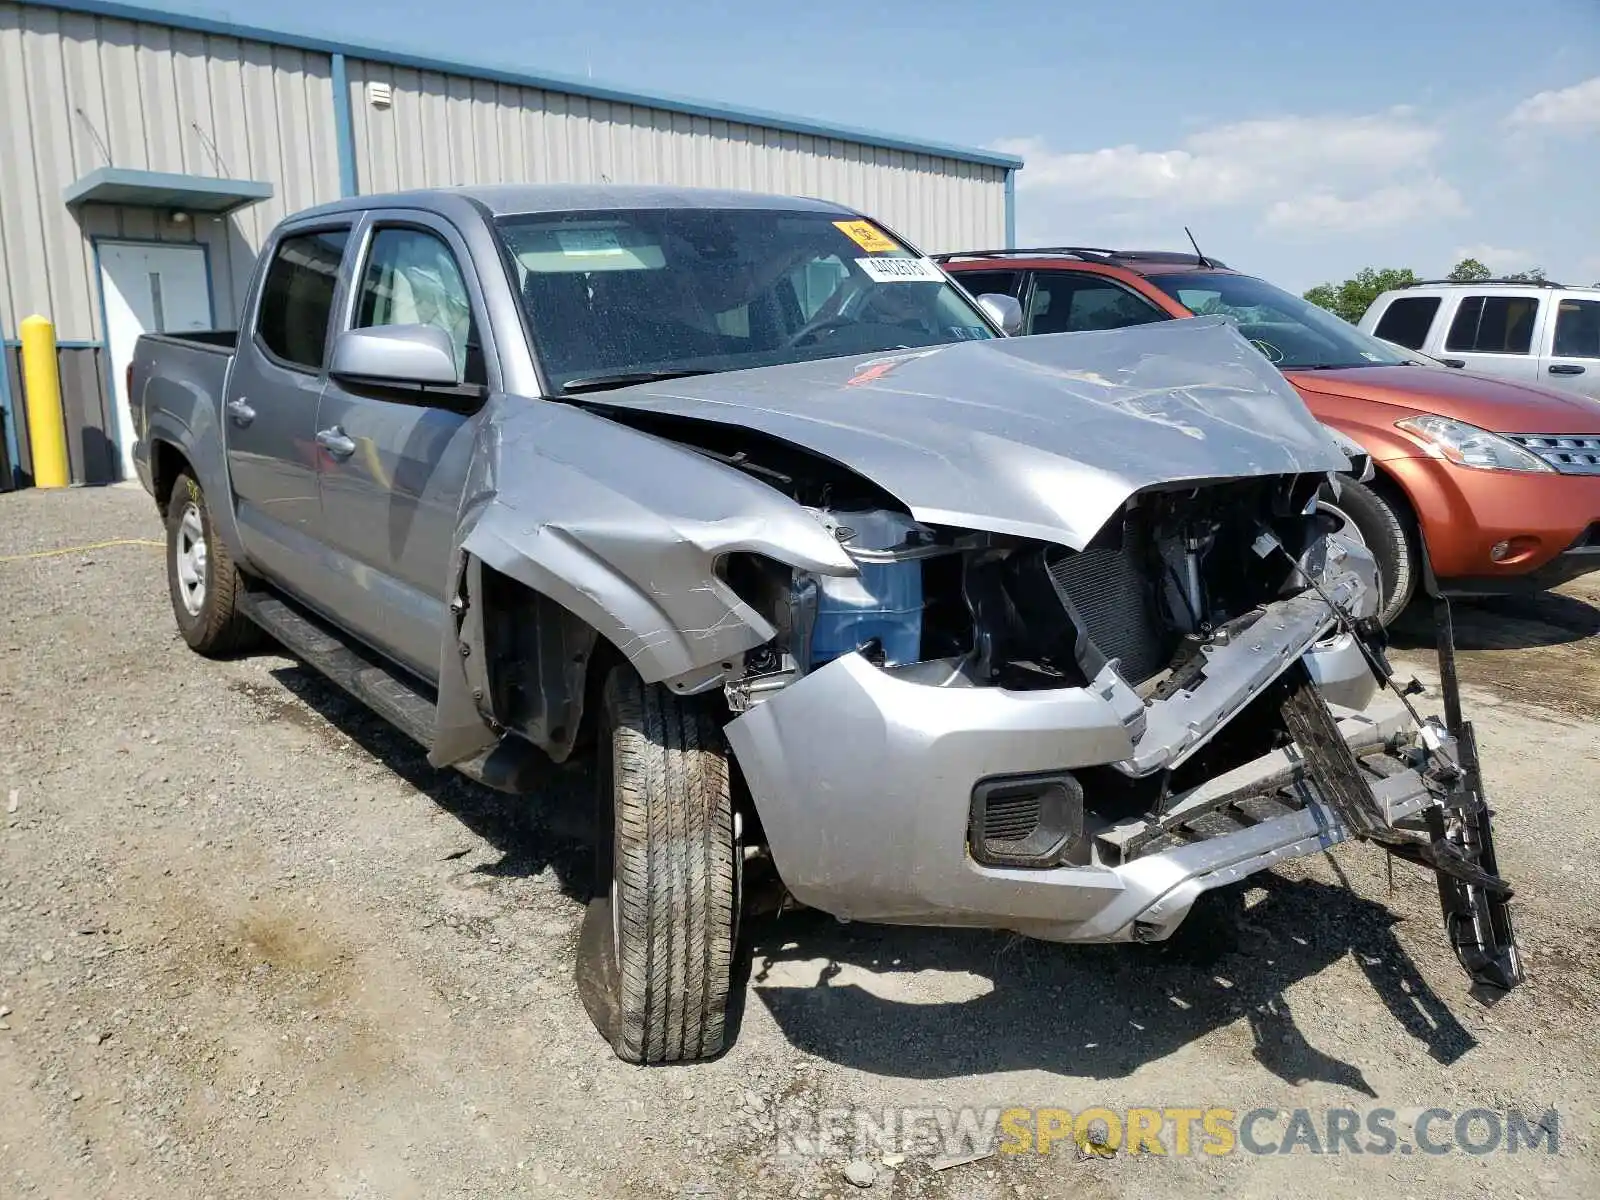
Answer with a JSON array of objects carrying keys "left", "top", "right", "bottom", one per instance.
[
  {"left": 719, "top": 477, "right": 1522, "bottom": 999},
  {"left": 438, "top": 317, "right": 1520, "bottom": 1000}
]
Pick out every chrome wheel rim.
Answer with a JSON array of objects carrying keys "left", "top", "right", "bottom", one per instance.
[
  {"left": 1320, "top": 501, "right": 1365, "bottom": 546},
  {"left": 175, "top": 502, "right": 207, "bottom": 616}
]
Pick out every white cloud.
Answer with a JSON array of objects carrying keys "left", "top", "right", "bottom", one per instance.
[
  {"left": 1452, "top": 243, "right": 1535, "bottom": 272},
  {"left": 1507, "top": 77, "right": 1600, "bottom": 129},
  {"left": 1265, "top": 179, "right": 1466, "bottom": 234},
  {"left": 996, "top": 109, "right": 1460, "bottom": 239}
]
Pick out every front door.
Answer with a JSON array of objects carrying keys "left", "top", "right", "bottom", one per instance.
[
  {"left": 1543, "top": 296, "right": 1600, "bottom": 399},
  {"left": 1438, "top": 291, "right": 1546, "bottom": 385},
  {"left": 315, "top": 218, "right": 490, "bottom": 681},
  {"left": 100, "top": 241, "right": 212, "bottom": 479}
]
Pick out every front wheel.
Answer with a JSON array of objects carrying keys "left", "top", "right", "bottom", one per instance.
[
  {"left": 1320, "top": 478, "right": 1419, "bottom": 626},
  {"left": 575, "top": 666, "right": 738, "bottom": 1063}
]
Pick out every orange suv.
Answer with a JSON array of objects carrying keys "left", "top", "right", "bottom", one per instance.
[{"left": 941, "top": 248, "right": 1600, "bottom": 623}]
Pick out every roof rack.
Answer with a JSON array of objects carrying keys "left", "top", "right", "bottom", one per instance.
[
  {"left": 1403, "top": 277, "right": 1565, "bottom": 289},
  {"left": 933, "top": 246, "right": 1228, "bottom": 268}
]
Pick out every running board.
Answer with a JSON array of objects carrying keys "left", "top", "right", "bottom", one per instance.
[{"left": 239, "top": 590, "right": 546, "bottom": 795}]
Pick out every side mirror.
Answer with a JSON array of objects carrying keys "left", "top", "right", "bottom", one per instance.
[
  {"left": 329, "top": 324, "right": 461, "bottom": 388},
  {"left": 978, "top": 293, "right": 1024, "bottom": 336}
]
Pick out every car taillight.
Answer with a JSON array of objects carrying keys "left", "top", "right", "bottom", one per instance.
[{"left": 125, "top": 362, "right": 134, "bottom": 399}]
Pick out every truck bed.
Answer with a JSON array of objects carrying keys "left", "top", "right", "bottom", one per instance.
[
  {"left": 139, "top": 329, "right": 237, "bottom": 354},
  {"left": 131, "top": 330, "right": 239, "bottom": 499}
]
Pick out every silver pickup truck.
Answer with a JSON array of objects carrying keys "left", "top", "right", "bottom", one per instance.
[{"left": 131, "top": 185, "right": 1521, "bottom": 1063}]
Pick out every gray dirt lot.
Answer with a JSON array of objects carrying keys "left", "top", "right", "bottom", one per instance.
[{"left": 2, "top": 483, "right": 1598, "bottom": 1199}]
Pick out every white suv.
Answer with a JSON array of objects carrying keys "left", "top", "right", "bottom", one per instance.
[{"left": 1360, "top": 280, "right": 1600, "bottom": 399}]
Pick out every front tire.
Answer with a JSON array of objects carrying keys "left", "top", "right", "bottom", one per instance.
[
  {"left": 165, "top": 472, "right": 258, "bottom": 656},
  {"left": 576, "top": 666, "right": 737, "bottom": 1063},
  {"left": 1320, "top": 478, "right": 1418, "bottom": 626}
]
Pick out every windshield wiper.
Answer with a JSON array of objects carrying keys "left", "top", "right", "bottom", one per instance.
[{"left": 560, "top": 368, "right": 713, "bottom": 394}]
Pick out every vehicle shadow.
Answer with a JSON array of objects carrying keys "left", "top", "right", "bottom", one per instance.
[
  {"left": 1389, "top": 591, "right": 1600, "bottom": 652},
  {"left": 261, "top": 663, "right": 595, "bottom": 898},
  {"left": 746, "top": 873, "right": 1475, "bottom": 1089}
]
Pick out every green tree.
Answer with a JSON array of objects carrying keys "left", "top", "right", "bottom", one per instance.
[
  {"left": 1302, "top": 267, "right": 1420, "bottom": 324},
  {"left": 1504, "top": 267, "right": 1547, "bottom": 282},
  {"left": 1448, "top": 257, "right": 1492, "bottom": 282}
]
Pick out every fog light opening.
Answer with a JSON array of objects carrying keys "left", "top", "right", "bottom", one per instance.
[{"left": 1489, "top": 536, "right": 1539, "bottom": 565}]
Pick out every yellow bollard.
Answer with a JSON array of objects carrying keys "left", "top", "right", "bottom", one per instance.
[{"left": 19, "top": 315, "right": 69, "bottom": 488}]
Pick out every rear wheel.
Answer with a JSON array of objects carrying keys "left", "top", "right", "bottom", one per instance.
[
  {"left": 1320, "top": 478, "right": 1418, "bottom": 626},
  {"left": 165, "top": 473, "right": 259, "bottom": 656},
  {"left": 575, "top": 665, "right": 737, "bottom": 1063}
]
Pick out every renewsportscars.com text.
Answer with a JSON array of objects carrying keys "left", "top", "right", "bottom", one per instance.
[{"left": 775, "top": 1104, "right": 1561, "bottom": 1159}]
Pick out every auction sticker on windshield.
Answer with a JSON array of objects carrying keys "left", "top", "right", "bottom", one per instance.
[
  {"left": 834, "top": 220, "right": 900, "bottom": 252},
  {"left": 856, "top": 257, "right": 946, "bottom": 283}
]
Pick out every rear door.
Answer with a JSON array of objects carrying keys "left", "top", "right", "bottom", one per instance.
[
  {"left": 226, "top": 225, "right": 352, "bottom": 601},
  {"left": 1436, "top": 290, "right": 1546, "bottom": 383},
  {"left": 1541, "top": 294, "right": 1600, "bottom": 398},
  {"left": 313, "top": 213, "right": 496, "bottom": 681},
  {"left": 1370, "top": 293, "right": 1443, "bottom": 353}
]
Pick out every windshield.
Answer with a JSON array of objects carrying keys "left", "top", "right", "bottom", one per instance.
[
  {"left": 1148, "top": 272, "right": 1410, "bottom": 370},
  {"left": 495, "top": 208, "right": 996, "bottom": 392}
]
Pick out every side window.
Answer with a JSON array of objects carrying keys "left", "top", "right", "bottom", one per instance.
[
  {"left": 1553, "top": 299, "right": 1600, "bottom": 359},
  {"left": 354, "top": 226, "right": 485, "bottom": 384},
  {"left": 1445, "top": 294, "right": 1538, "bottom": 355},
  {"left": 256, "top": 229, "right": 349, "bottom": 369},
  {"left": 953, "top": 270, "right": 1022, "bottom": 298},
  {"left": 1373, "top": 296, "right": 1441, "bottom": 350},
  {"left": 1028, "top": 273, "right": 1165, "bottom": 335}
]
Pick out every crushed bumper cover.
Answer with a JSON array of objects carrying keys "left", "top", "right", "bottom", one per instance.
[{"left": 725, "top": 617, "right": 1394, "bottom": 943}]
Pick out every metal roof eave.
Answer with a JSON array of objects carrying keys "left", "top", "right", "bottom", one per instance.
[
  {"left": 62, "top": 167, "right": 275, "bottom": 213},
  {"left": 20, "top": 0, "right": 1023, "bottom": 172}
]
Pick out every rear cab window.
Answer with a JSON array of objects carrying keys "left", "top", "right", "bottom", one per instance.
[
  {"left": 1373, "top": 296, "right": 1441, "bottom": 350},
  {"left": 256, "top": 229, "right": 351, "bottom": 370}
]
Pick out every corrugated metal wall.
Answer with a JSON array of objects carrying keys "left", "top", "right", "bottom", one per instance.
[
  {"left": 0, "top": 345, "right": 113, "bottom": 486},
  {"left": 1, "top": 0, "right": 1011, "bottom": 487},
  {"left": 0, "top": 0, "right": 343, "bottom": 339},
  {"left": 346, "top": 61, "right": 1007, "bottom": 254}
]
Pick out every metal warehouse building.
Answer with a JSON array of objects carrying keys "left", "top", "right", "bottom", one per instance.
[{"left": 0, "top": 0, "right": 1021, "bottom": 488}]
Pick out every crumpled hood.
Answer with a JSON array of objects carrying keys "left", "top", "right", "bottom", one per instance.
[{"left": 593, "top": 316, "right": 1348, "bottom": 549}]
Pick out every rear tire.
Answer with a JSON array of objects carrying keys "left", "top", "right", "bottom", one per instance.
[
  {"left": 576, "top": 665, "right": 737, "bottom": 1063},
  {"left": 1320, "top": 478, "right": 1418, "bottom": 626},
  {"left": 165, "top": 472, "right": 258, "bottom": 656}
]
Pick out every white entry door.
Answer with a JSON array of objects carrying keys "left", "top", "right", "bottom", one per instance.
[{"left": 99, "top": 241, "right": 213, "bottom": 479}]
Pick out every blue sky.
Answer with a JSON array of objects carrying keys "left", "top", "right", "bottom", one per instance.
[{"left": 191, "top": 0, "right": 1600, "bottom": 291}]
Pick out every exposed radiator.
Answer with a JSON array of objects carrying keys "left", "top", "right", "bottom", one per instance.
[{"left": 1046, "top": 539, "right": 1170, "bottom": 684}]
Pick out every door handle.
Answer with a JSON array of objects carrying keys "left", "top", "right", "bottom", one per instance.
[
  {"left": 316, "top": 427, "right": 357, "bottom": 459},
  {"left": 225, "top": 397, "right": 256, "bottom": 426},
  {"left": 1440, "top": 358, "right": 1466, "bottom": 369},
  {"left": 1549, "top": 363, "right": 1587, "bottom": 376}
]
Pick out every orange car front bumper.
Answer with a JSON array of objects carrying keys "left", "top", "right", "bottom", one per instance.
[{"left": 1386, "top": 454, "right": 1600, "bottom": 592}]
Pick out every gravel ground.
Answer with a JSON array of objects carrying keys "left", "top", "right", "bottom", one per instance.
[{"left": 2, "top": 483, "right": 1598, "bottom": 1199}]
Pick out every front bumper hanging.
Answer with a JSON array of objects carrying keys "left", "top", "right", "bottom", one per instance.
[{"left": 1288, "top": 598, "right": 1523, "bottom": 997}]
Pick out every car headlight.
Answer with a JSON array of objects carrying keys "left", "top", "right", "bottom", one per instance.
[{"left": 1396, "top": 416, "right": 1554, "bottom": 472}]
